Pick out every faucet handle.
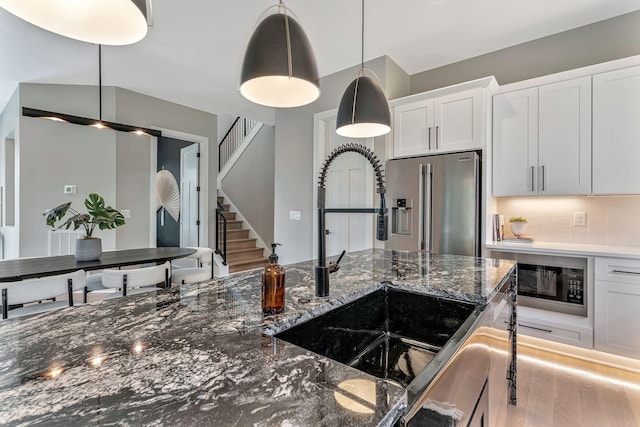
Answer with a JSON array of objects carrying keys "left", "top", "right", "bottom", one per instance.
[{"left": 328, "top": 250, "right": 347, "bottom": 274}]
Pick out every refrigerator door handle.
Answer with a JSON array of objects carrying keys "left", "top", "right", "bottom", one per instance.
[
  {"left": 474, "top": 154, "right": 481, "bottom": 257},
  {"left": 424, "top": 162, "right": 433, "bottom": 252},
  {"left": 418, "top": 163, "right": 424, "bottom": 250}
]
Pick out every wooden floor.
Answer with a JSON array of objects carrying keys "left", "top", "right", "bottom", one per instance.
[{"left": 502, "top": 344, "right": 640, "bottom": 427}]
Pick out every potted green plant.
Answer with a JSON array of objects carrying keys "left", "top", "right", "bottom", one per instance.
[
  {"left": 508, "top": 216, "right": 528, "bottom": 238},
  {"left": 44, "top": 193, "right": 125, "bottom": 261}
]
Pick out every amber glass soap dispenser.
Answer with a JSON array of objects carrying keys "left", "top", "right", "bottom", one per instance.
[{"left": 262, "top": 243, "right": 285, "bottom": 314}]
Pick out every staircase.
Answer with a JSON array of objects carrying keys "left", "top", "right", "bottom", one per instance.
[{"left": 217, "top": 196, "right": 269, "bottom": 273}]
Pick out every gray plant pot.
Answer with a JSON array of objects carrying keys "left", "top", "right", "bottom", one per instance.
[{"left": 75, "top": 237, "right": 102, "bottom": 261}]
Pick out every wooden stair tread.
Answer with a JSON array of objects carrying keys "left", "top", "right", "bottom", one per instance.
[
  {"left": 227, "top": 248, "right": 263, "bottom": 254},
  {"left": 228, "top": 257, "right": 269, "bottom": 265},
  {"left": 217, "top": 195, "right": 268, "bottom": 273}
]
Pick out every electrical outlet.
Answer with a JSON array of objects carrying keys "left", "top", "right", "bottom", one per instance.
[
  {"left": 289, "top": 211, "right": 301, "bottom": 221},
  {"left": 64, "top": 185, "right": 76, "bottom": 194},
  {"left": 120, "top": 209, "right": 131, "bottom": 218},
  {"left": 573, "top": 212, "right": 586, "bottom": 227}
]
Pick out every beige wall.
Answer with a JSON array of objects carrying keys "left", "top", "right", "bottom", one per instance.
[{"left": 410, "top": 11, "right": 640, "bottom": 94}]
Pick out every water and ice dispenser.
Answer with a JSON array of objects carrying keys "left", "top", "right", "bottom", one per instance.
[{"left": 391, "top": 198, "right": 413, "bottom": 236}]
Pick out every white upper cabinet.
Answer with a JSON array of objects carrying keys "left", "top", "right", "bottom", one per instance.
[
  {"left": 493, "top": 77, "right": 591, "bottom": 197},
  {"left": 593, "top": 65, "right": 640, "bottom": 195},
  {"left": 392, "top": 87, "right": 484, "bottom": 158},
  {"left": 492, "top": 88, "right": 538, "bottom": 196},
  {"left": 393, "top": 99, "right": 433, "bottom": 157},
  {"left": 538, "top": 77, "right": 592, "bottom": 195},
  {"left": 434, "top": 89, "right": 483, "bottom": 153}
]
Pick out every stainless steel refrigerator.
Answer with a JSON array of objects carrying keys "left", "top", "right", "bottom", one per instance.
[{"left": 385, "top": 151, "right": 481, "bottom": 256}]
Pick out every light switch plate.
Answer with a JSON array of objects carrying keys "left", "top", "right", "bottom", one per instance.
[
  {"left": 289, "top": 210, "right": 301, "bottom": 221},
  {"left": 573, "top": 212, "right": 586, "bottom": 227},
  {"left": 64, "top": 185, "right": 76, "bottom": 194}
]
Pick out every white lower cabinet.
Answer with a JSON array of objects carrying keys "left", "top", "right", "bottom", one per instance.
[
  {"left": 496, "top": 306, "right": 593, "bottom": 349},
  {"left": 595, "top": 257, "right": 640, "bottom": 358}
]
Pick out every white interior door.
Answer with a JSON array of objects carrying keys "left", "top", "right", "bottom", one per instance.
[
  {"left": 180, "top": 144, "right": 199, "bottom": 247},
  {"left": 322, "top": 118, "right": 373, "bottom": 257}
]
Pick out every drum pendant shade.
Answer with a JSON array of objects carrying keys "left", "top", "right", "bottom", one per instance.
[
  {"left": 0, "top": 0, "right": 148, "bottom": 45},
  {"left": 335, "top": 0, "right": 390, "bottom": 138},
  {"left": 240, "top": 12, "right": 320, "bottom": 108},
  {"left": 336, "top": 75, "right": 391, "bottom": 138}
]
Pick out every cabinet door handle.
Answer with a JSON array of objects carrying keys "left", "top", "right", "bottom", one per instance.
[
  {"left": 611, "top": 269, "right": 640, "bottom": 275},
  {"left": 530, "top": 166, "right": 535, "bottom": 192},
  {"left": 435, "top": 126, "right": 439, "bottom": 149},
  {"left": 541, "top": 165, "right": 545, "bottom": 191},
  {"left": 519, "top": 323, "right": 552, "bottom": 333},
  {"left": 428, "top": 127, "right": 432, "bottom": 150}
]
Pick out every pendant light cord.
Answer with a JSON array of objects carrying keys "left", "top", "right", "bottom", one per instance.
[
  {"left": 280, "top": 0, "right": 293, "bottom": 79},
  {"left": 98, "top": 44, "right": 102, "bottom": 121},
  {"left": 361, "top": 0, "right": 364, "bottom": 70}
]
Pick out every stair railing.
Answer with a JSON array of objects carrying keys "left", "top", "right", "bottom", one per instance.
[
  {"left": 218, "top": 117, "right": 258, "bottom": 172},
  {"left": 215, "top": 200, "right": 228, "bottom": 266}
]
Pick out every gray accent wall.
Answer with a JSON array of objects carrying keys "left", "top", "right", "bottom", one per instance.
[
  {"left": 410, "top": 11, "right": 640, "bottom": 93},
  {"left": 221, "top": 124, "right": 275, "bottom": 246}
]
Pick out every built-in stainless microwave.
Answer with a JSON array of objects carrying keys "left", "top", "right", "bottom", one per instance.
[{"left": 489, "top": 251, "right": 587, "bottom": 316}]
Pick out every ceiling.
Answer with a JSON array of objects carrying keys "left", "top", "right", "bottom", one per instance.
[{"left": 1, "top": 0, "right": 638, "bottom": 125}]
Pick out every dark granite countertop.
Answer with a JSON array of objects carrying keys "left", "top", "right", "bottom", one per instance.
[{"left": 0, "top": 248, "right": 515, "bottom": 426}]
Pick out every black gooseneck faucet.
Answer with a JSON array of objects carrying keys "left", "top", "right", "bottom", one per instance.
[{"left": 315, "top": 143, "right": 388, "bottom": 297}]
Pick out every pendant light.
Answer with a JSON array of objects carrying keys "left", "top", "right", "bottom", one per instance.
[
  {"left": 0, "top": 0, "right": 149, "bottom": 45},
  {"left": 240, "top": 1, "right": 320, "bottom": 108},
  {"left": 336, "top": 0, "right": 390, "bottom": 138},
  {"left": 22, "top": 45, "right": 161, "bottom": 137}
]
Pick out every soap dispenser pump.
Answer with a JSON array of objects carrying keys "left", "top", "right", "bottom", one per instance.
[{"left": 262, "top": 243, "right": 285, "bottom": 314}]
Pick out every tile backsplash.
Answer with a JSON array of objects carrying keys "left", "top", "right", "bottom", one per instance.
[{"left": 496, "top": 196, "right": 640, "bottom": 247}]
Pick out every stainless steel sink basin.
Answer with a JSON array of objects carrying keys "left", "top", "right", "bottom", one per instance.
[{"left": 275, "top": 288, "right": 477, "bottom": 388}]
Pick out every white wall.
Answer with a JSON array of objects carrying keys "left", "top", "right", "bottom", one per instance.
[{"left": 273, "top": 56, "right": 410, "bottom": 264}]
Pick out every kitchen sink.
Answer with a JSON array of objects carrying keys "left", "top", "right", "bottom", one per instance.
[{"left": 275, "top": 288, "right": 477, "bottom": 388}]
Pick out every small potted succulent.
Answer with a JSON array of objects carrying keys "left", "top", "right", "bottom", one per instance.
[
  {"left": 508, "top": 216, "right": 528, "bottom": 239},
  {"left": 44, "top": 193, "right": 125, "bottom": 261}
]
